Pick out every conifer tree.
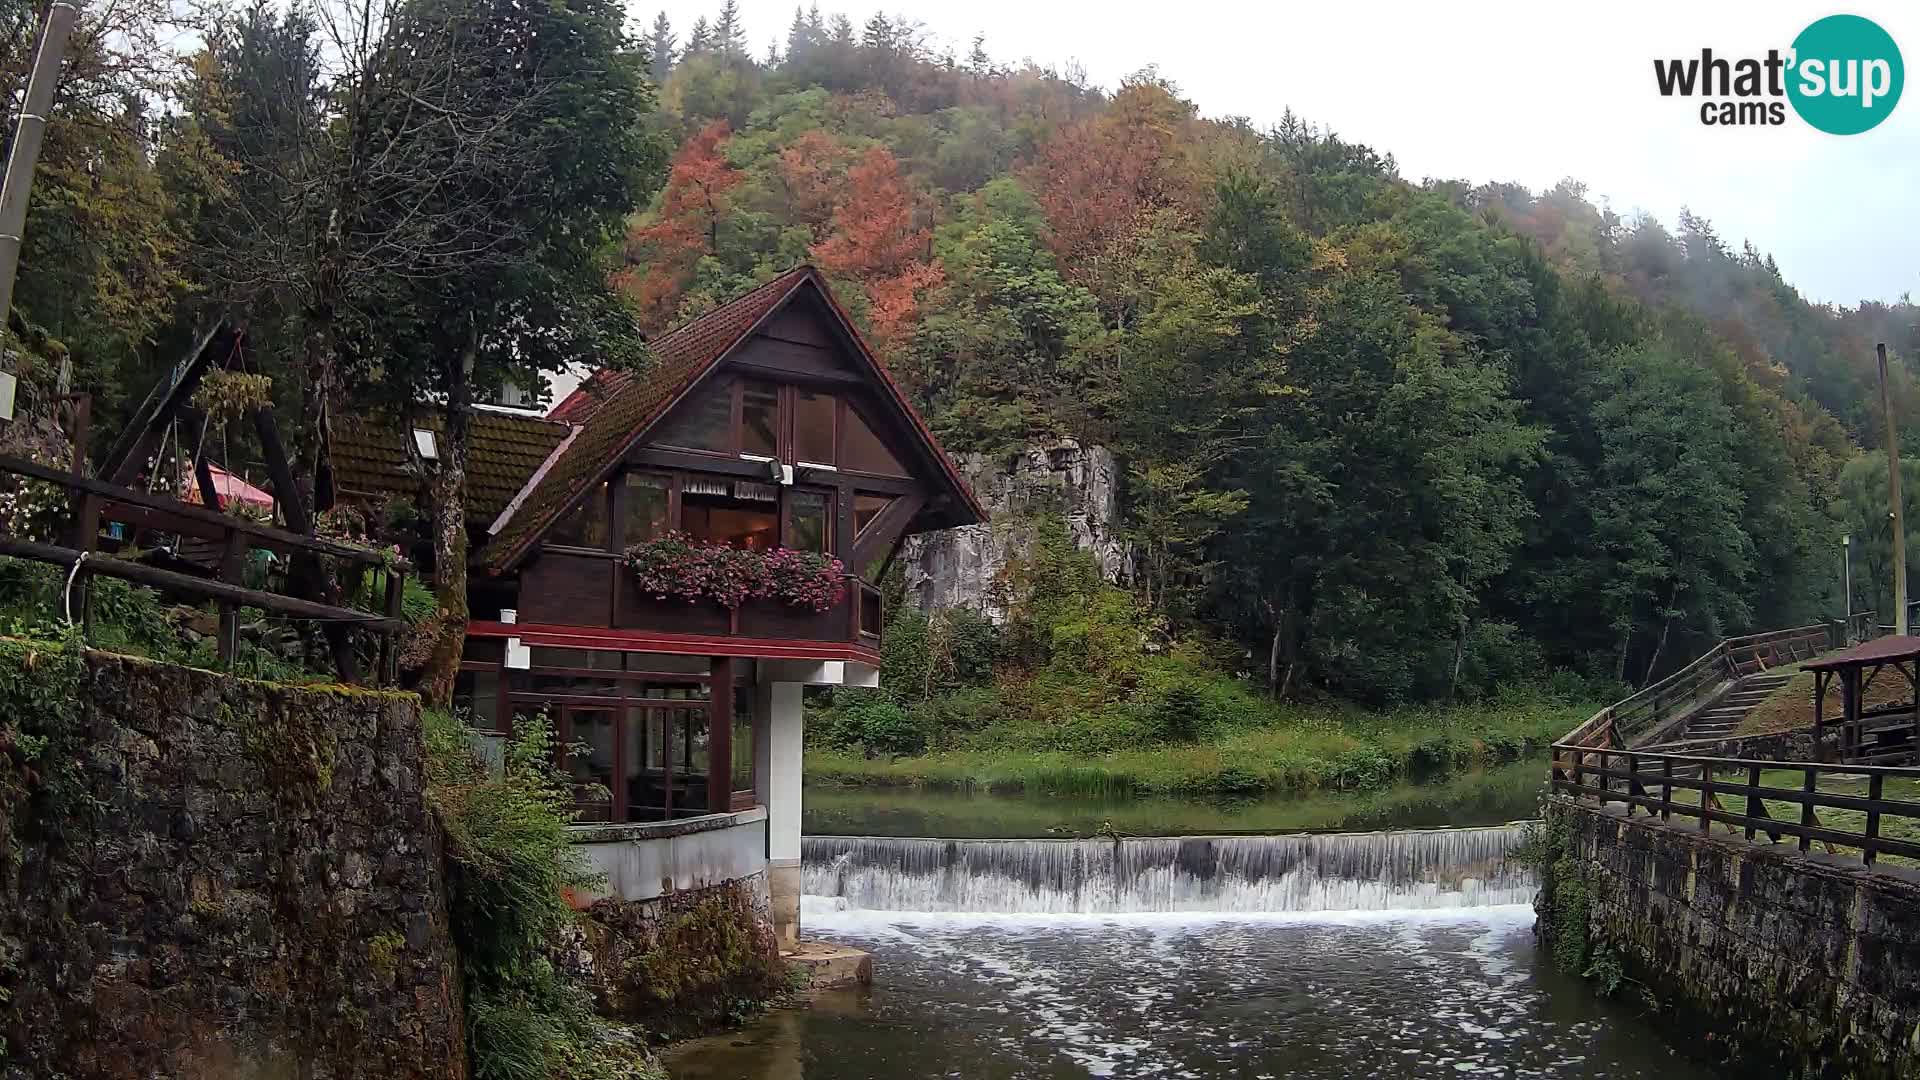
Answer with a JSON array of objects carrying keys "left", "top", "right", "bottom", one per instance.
[{"left": 648, "top": 12, "right": 677, "bottom": 82}]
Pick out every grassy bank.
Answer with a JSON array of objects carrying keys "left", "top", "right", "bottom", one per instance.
[{"left": 806, "top": 697, "right": 1591, "bottom": 798}]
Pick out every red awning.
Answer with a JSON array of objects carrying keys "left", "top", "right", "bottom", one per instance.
[{"left": 182, "top": 463, "right": 275, "bottom": 511}]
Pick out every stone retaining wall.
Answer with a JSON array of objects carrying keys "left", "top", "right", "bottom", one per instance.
[
  {"left": 0, "top": 649, "right": 465, "bottom": 1079},
  {"left": 1544, "top": 797, "right": 1920, "bottom": 1077}
]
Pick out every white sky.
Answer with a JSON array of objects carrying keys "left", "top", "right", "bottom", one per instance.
[{"left": 640, "top": 0, "right": 1919, "bottom": 308}]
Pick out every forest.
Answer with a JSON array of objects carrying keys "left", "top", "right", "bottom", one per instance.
[{"left": 4, "top": 0, "right": 1918, "bottom": 716}]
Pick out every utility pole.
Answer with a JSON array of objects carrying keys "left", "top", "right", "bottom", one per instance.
[
  {"left": 1843, "top": 533, "right": 1853, "bottom": 640},
  {"left": 1879, "top": 343, "right": 1907, "bottom": 636},
  {"left": 0, "top": 0, "right": 82, "bottom": 329}
]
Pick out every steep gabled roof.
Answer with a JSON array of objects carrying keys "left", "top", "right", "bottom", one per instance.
[{"left": 482, "top": 264, "right": 983, "bottom": 573}]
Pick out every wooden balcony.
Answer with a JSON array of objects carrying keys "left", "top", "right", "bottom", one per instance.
[{"left": 508, "top": 548, "right": 883, "bottom": 662}]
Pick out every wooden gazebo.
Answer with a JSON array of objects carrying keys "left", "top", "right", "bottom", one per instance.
[{"left": 1804, "top": 635, "right": 1920, "bottom": 764}]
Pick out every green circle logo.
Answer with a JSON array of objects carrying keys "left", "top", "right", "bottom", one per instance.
[{"left": 1788, "top": 14, "right": 1904, "bottom": 134}]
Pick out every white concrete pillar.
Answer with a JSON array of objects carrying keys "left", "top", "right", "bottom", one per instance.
[{"left": 763, "top": 679, "right": 804, "bottom": 950}]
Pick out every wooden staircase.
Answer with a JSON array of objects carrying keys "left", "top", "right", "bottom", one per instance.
[{"left": 1666, "top": 671, "right": 1795, "bottom": 743}]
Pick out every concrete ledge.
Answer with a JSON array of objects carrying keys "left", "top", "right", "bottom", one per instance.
[
  {"left": 566, "top": 806, "right": 767, "bottom": 845},
  {"left": 785, "top": 940, "right": 872, "bottom": 989}
]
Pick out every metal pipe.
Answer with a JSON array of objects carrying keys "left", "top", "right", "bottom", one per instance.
[{"left": 0, "top": 0, "right": 82, "bottom": 329}]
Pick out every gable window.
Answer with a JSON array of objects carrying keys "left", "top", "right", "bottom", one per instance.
[
  {"left": 623, "top": 472, "right": 670, "bottom": 544},
  {"left": 657, "top": 380, "right": 733, "bottom": 453},
  {"left": 549, "top": 480, "right": 610, "bottom": 548},
  {"left": 741, "top": 380, "right": 780, "bottom": 457},
  {"left": 794, "top": 389, "right": 837, "bottom": 465},
  {"left": 853, "top": 493, "right": 893, "bottom": 539},
  {"left": 842, "top": 405, "right": 908, "bottom": 477},
  {"left": 683, "top": 478, "right": 779, "bottom": 550},
  {"left": 787, "top": 489, "right": 831, "bottom": 553}
]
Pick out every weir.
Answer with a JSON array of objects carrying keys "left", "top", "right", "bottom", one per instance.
[{"left": 802, "top": 824, "right": 1533, "bottom": 913}]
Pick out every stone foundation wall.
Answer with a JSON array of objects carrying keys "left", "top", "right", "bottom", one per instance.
[
  {"left": 577, "top": 872, "right": 785, "bottom": 1038},
  {"left": 0, "top": 649, "right": 465, "bottom": 1079},
  {"left": 1544, "top": 797, "right": 1920, "bottom": 1077}
]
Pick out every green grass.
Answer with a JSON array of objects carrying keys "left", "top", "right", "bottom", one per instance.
[
  {"left": 806, "top": 697, "right": 1591, "bottom": 798},
  {"left": 801, "top": 757, "right": 1551, "bottom": 838},
  {"left": 1661, "top": 767, "right": 1920, "bottom": 869}
]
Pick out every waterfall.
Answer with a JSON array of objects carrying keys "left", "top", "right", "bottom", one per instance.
[{"left": 802, "top": 824, "right": 1535, "bottom": 914}]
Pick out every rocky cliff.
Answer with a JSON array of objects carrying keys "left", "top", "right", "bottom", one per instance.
[{"left": 902, "top": 441, "right": 1128, "bottom": 620}]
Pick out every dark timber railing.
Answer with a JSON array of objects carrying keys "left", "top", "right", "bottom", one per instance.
[
  {"left": 1550, "top": 613, "right": 1920, "bottom": 871},
  {"left": 0, "top": 452, "right": 408, "bottom": 684}
]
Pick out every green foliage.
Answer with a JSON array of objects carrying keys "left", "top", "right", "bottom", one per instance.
[{"left": 424, "top": 709, "right": 636, "bottom": 1080}]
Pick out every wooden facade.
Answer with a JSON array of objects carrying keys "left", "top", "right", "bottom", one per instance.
[{"left": 445, "top": 267, "right": 982, "bottom": 823}]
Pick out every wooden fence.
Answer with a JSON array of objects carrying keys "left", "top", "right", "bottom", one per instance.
[
  {"left": 0, "top": 452, "right": 407, "bottom": 683},
  {"left": 1550, "top": 746, "right": 1920, "bottom": 868}
]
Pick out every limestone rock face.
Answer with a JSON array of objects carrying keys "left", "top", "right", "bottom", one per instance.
[{"left": 902, "top": 440, "right": 1129, "bottom": 621}]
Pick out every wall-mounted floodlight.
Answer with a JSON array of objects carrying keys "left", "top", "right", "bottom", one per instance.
[
  {"left": 412, "top": 427, "right": 438, "bottom": 461},
  {"left": 0, "top": 370, "right": 15, "bottom": 421}
]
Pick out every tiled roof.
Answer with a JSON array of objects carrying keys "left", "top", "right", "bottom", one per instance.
[
  {"left": 329, "top": 408, "right": 572, "bottom": 524},
  {"left": 482, "top": 267, "right": 814, "bottom": 569},
  {"left": 481, "top": 264, "right": 987, "bottom": 573}
]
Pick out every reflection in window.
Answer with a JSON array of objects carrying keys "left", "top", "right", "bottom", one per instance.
[
  {"left": 656, "top": 380, "right": 732, "bottom": 452},
  {"left": 842, "top": 406, "right": 907, "bottom": 476},
  {"left": 453, "top": 669, "right": 502, "bottom": 731},
  {"left": 794, "top": 390, "right": 836, "bottom": 464},
  {"left": 567, "top": 708, "right": 617, "bottom": 822},
  {"left": 854, "top": 493, "right": 892, "bottom": 539},
  {"left": 683, "top": 479, "right": 779, "bottom": 549},
  {"left": 624, "top": 473, "right": 670, "bottom": 545},
  {"left": 732, "top": 676, "right": 755, "bottom": 796},
  {"left": 548, "top": 481, "right": 610, "bottom": 548},
  {"left": 789, "top": 490, "right": 830, "bottom": 552},
  {"left": 741, "top": 380, "right": 779, "bottom": 457}
]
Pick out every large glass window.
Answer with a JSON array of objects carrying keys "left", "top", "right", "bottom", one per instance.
[
  {"left": 842, "top": 406, "right": 908, "bottom": 476},
  {"left": 453, "top": 669, "right": 502, "bottom": 731},
  {"left": 656, "top": 380, "right": 733, "bottom": 452},
  {"left": 564, "top": 707, "right": 617, "bottom": 822},
  {"left": 623, "top": 473, "right": 670, "bottom": 545},
  {"left": 741, "top": 380, "right": 779, "bottom": 457},
  {"left": 683, "top": 478, "right": 779, "bottom": 550},
  {"left": 788, "top": 490, "right": 831, "bottom": 553},
  {"left": 794, "top": 390, "right": 837, "bottom": 464},
  {"left": 547, "top": 481, "right": 610, "bottom": 548}
]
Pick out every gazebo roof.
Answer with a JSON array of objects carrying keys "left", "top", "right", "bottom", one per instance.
[{"left": 1803, "top": 635, "right": 1920, "bottom": 672}]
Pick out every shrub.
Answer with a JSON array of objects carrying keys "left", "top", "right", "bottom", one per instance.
[
  {"left": 847, "top": 698, "right": 926, "bottom": 757},
  {"left": 1143, "top": 681, "right": 1209, "bottom": 743}
]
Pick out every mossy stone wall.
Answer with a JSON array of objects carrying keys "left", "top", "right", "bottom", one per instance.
[
  {"left": 0, "top": 648, "right": 466, "bottom": 1078},
  {"left": 1543, "top": 798, "right": 1920, "bottom": 1077}
]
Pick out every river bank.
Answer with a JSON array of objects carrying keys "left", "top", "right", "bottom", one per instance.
[
  {"left": 802, "top": 756, "right": 1549, "bottom": 838},
  {"left": 805, "top": 698, "right": 1591, "bottom": 798}
]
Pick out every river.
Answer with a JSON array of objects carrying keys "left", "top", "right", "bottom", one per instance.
[{"left": 668, "top": 766, "right": 1721, "bottom": 1078}]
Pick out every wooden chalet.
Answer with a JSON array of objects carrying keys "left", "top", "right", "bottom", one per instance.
[{"left": 331, "top": 266, "right": 983, "bottom": 944}]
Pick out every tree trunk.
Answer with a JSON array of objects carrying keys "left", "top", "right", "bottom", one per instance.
[
  {"left": 418, "top": 320, "right": 478, "bottom": 709},
  {"left": 1641, "top": 583, "right": 1681, "bottom": 688}
]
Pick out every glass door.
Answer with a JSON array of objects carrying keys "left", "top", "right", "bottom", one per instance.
[{"left": 560, "top": 705, "right": 617, "bottom": 823}]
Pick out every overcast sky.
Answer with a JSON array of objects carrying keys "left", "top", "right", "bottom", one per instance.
[{"left": 641, "top": 0, "right": 1917, "bottom": 308}]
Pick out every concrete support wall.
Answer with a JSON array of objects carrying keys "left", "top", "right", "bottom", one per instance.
[
  {"left": 761, "top": 680, "right": 804, "bottom": 950},
  {"left": 1545, "top": 798, "right": 1920, "bottom": 1078},
  {"left": 570, "top": 809, "right": 768, "bottom": 904}
]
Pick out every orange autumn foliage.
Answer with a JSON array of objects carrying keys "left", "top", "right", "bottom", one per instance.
[
  {"left": 615, "top": 120, "right": 744, "bottom": 332},
  {"left": 810, "top": 146, "right": 943, "bottom": 355}
]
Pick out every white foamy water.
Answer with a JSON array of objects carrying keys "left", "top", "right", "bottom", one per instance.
[{"left": 802, "top": 824, "right": 1533, "bottom": 914}]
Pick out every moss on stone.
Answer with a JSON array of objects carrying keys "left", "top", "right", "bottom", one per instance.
[{"left": 585, "top": 879, "right": 786, "bottom": 1038}]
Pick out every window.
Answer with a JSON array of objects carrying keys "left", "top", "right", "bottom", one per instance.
[
  {"left": 731, "top": 674, "right": 755, "bottom": 796},
  {"left": 547, "top": 481, "right": 610, "bottom": 548},
  {"left": 453, "top": 669, "right": 502, "bottom": 731},
  {"left": 842, "top": 406, "right": 908, "bottom": 476},
  {"left": 683, "top": 478, "right": 779, "bottom": 550},
  {"left": 794, "top": 390, "right": 837, "bottom": 464},
  {"left": 623, "top": 473, "right": 670, "bottom": 545},
  {"left": 854, "top": 494, "right": 893, "bottom": 539},
  {"left": 656, "top": 380, "right": 733, "bottom": 452},
  {"left": 788, "top": 490, "right": 831, "bottom": 553},
  {"left": 564, "top": 706, "right": 617, "bottom": 822},
  {"left": 741, "top": 380, "right": 779, "bottom": 457}
]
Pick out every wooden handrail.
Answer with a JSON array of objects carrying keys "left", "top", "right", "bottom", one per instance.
[{"left": 1551, "top": 742, "right": 1920, "bottom": 867}]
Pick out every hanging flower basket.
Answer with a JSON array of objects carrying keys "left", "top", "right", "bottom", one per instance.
[{"left": 624, "top": 532, "right": 846, "bottom": 612}]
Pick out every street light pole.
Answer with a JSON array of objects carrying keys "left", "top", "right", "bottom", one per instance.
[
  {"left": 0, "top": 0, "right": 82, "bottom": 330},
  {"left": 1843, "top": 534, "right": 1853, "bottom": 641},
  {"left": 1879, "top": 344, "right": 1907, "bottom": 636}
]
